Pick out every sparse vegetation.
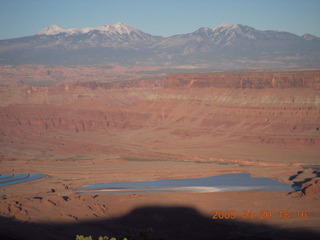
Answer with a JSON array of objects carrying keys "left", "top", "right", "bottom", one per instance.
[
  {"left": 75, "top": 228, "right": 164, "bottom": 240},
  {"left": 76, "top": 235, "right": 93, "bottom": 240},
  {"left": 75, "top": 235, "right": 128, "bottom": 240}
]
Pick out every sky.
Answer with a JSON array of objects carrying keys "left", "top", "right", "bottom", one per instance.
[{"left": 0, "top": 0, "right": 320, "bottom": 40}]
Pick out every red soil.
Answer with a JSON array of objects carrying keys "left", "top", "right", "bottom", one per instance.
[{"left": 0, "top": 69, "right": 320, "bottom": 239}]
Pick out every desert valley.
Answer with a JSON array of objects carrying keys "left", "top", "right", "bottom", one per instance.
[
  {"left": 0, "top": 21, "right": 320, "bottom": 240},
  {"left": 0, "top": 64, "right": 319, "bottom": 240}
]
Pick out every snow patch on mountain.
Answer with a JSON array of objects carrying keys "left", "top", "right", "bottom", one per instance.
[
  {"left": 36, "top": 22, "right": 141, "bottom": 36},
  {"left": 211, "top": 23, "right": 259, "bottom": 41},
  {"left": 302, "top": 33, "right": 319, "bottom": 41},
  {"left": 36, "top": 25, "right": 66, "bottom": 35},
  {"left": 96, "top": 22, "right": 137, "bottom": 35}
]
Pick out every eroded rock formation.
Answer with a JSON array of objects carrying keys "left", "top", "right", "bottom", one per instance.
[{"left": 0, "top": 71, "right": 319, "bottom": 164}]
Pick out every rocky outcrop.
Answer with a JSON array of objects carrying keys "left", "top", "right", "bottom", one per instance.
[
  {"left": 290, "top": 176, "right": 320, "bottom": 200},
  {"left": 302, "top": 177, "right": 320, "bottom": 199}
]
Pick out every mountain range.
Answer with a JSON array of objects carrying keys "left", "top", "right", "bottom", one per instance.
[{"left": 0, "top": 22, "right": 320, "bottom": 69}]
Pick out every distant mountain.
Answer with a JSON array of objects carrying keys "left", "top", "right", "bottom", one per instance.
[
  {"left": 0, "top": 22, "right": 319, "bottom": 69},
  {"left": 35, "top": 22, "right": 158, "bottom": 44}
]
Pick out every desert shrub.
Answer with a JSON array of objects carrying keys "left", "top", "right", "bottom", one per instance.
[
  {"left": 98, "top": 237, "right": 125, "bottom": 240},
  {"left": 76, "top": 232, "right": 162, "bottom": 240},
  {"left": 76, "top": 236, "right": 129, "bottom": 240},
  {"left": 76, "top": 235, "right": 93, "bottom": 240}
]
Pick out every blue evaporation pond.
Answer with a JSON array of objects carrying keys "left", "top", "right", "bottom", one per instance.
[
  {"left": 77, "top": 173, "right": 297, "bottom": 194},
  {"left": 0, "top": 174, "right": 45, "bottom": 187}
]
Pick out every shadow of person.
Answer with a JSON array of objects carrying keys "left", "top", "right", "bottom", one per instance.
[{"left": 0, "top": 206, "right": 319, "bottom": 240}]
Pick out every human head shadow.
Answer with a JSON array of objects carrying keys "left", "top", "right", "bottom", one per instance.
[{"left": 0, "top": 205, "right": 319, "bottom": 240}]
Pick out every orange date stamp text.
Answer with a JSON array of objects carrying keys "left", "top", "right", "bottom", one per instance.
[{"left": 211, "top": 210, "right": 308, "bottom": 220}]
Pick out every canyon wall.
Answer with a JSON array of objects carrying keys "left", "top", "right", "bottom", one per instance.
[{"left": 0, "top": 71, "right": 319, "bottom": 164}]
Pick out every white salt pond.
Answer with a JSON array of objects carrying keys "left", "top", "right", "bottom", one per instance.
[
  {"left": 77, "top": 173, "right": 298, "bottom": 194},
  {"left": 0, "top": 174, "right": 45, "bottom": 187}
]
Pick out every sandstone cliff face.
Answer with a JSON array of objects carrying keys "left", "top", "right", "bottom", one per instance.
[
  {"left": 0, "top": 72, "right": 319, "bottom": 164},
  {"left": 165, "top": 72, "right": 320, "bottom": 90}
]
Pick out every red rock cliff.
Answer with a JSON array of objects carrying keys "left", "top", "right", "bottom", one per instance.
[{"left": 165, "top": 72, "right": 320, "bottom": 90}]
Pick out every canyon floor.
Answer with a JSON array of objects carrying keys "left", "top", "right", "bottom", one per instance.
[{"left": 0, "top": 66, "right": 320, "bottom": 240}]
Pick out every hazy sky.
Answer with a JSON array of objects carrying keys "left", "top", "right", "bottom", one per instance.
[{"left": 1, "top": 0, "right": 319, "bottom": 40}]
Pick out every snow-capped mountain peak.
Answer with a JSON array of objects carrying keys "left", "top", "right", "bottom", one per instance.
[
  {"left": 97, "top": 22, "right": 138, "bottom": 34},
  {"left": 213, "top": 23, "right": 243, "bottom": 30},
  {"left": 36, "top": 25, "right": 66, "bottom": 35},
  {"left": 210, "top": 23, "right": 261, "bottom": 43},
  {"left": 36, "top": 25, "right": 93, "bottom": 35},
  {"left": 212, "top": 23, "right": 256, "bottom": 35},
  {"left": 36, "top": 22, "right": 142, "bottom": 36}
]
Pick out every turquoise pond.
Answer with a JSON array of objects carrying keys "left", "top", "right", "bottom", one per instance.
[
  {"left": 77, "top": 173, "right": 299, "bottom": 194},
  {"left": 0, "top": 174, "right": 45, "bottom": 187}
]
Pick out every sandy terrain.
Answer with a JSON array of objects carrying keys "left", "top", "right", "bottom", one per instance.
[{"left": 0, "top": 68, "right": 319, "bottom": 239}]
